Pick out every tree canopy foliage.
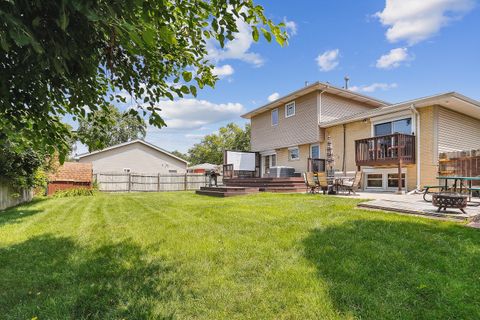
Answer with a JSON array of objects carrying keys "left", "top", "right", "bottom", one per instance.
[
  {"left": 188, "top": 123, "right": 250, "bottom": 165},
  {"left": 0, "top": 0, "right": 287, "bottom": 162},
  {"left": 0, "top": 136, "right": 50, "bottom": 190},
  {"left": 170, "top": 150, "right": 189, "bottom": 161},
  {"left": 77, "top": 105, "right": 146, "bottom": 152}
]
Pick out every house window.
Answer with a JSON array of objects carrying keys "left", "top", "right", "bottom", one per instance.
[
  {"left": 387, "top": 173, "right": 406, "bottom": 188},
  {"left": 169, "top": 170, "right": 177, "bottom": 173},
  {"left": 285, "top": 102, "right": 295, "bottom": 118},
  {"left": 271, "top": 108, "right": 279, "bottom": 126},
  {"left": 365, "top": 171, "right": 407, "bottom": 190},
  {"left": 366, "top": 173, "right": 383, "bottom": 188},
  {"left": 289, "top": 147, "right": 299, "bottom": 161},
  {"left": 123, "top": 168, "right": 131, "bottom": 173},
  {"left": 310, "top": 144, "right": 320, "bottom": 159},
  {"left": 374, "top": 118, "right": 412, "bottom": 136}
]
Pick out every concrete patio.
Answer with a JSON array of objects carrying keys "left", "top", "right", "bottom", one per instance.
[{"left": 335, "top": 192, "right": 480, "bottom": 223}]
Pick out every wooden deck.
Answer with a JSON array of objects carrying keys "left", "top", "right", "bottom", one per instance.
[
  {"left": 195, "top": 186, "right": 260, "bottom": 197},
  {"left": 224, "top": 177, "right": 306, "bottom": 193},
  {"left": 355, "top": 133, "right": 415, "bottom": 167}
]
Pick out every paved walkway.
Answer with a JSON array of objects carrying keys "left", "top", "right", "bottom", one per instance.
[{"left": 334, "top": 191, "right": 480, "bottom": 222}]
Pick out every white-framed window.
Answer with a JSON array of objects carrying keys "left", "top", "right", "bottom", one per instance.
[
  {"left": 373, "top": 118, "right": 412, "bottom": 136},
  {"left": 271, "top": 108, "right": 279, "bottom": 126},
  {"left": 123, "top": 168, "right": 131, "bottom": 173},
  {"left": 364, "top": 168, "right": 407, "bottom": 191},
  {"left": 285, "top": 101, "right": 295, "bottom": 118},
  {"left": 387, "top": 173, "right": 406, "bottom": 189},
  {"left": 366, "top": 173, "right": 383, "bottom": 188},
  {"left": 288, "top": 147, "right": 299, "bottom": 161},
  {"left": 310, "top": 144, "right": 320, "bottom": 159}
]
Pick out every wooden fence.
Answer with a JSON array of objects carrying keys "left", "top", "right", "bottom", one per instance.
[
  {"left": 0, "top": 181, "right": 33, "bottom": 210},
  {"left": 439, "top": 150, "right": 480, "bottom": 185},
  {"left": 94, "top": 173, "right": 223, "bottom": 192}
]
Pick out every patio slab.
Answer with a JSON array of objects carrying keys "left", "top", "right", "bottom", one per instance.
[{"left": 336, "top": 192, "right": 480, "bottom": 222}]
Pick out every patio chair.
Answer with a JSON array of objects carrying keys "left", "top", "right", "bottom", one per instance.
[
  {"left": 303, "top": 172, "right": 319, "bottom": 194},
  {"left": 337, "top": 171, "right": 362, "bottom": 195},
  {"left": 315, "top": 172, "right": 328, "bottom": 195}
]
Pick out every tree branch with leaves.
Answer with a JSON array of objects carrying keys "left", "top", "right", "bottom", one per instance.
[{"left": 0, "top": 0, "right": 287, "bottom": 162}]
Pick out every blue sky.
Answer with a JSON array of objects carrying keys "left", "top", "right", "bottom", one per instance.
[{"left": 76, "top": 0, "right": 480, "bottom": 154}]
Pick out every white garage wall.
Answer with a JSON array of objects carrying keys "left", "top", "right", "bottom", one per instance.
[{"left": 78, "top": 141, "right": 187, "bottom": 174}]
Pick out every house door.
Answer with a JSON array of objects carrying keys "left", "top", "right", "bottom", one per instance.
[
  {"left": 262, "top": 154, "right": 276, "bottom": 177},
  {"left": 263, "top": 155, "right": 270, "bottom": 176}
]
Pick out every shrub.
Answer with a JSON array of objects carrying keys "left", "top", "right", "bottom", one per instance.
[{"left": 52, "top": 188, "right": 95, "bottom": 198}]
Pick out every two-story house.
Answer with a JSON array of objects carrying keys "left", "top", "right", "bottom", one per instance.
[{"left": 242, "top": 82, "right": 480, "bottom": 192}]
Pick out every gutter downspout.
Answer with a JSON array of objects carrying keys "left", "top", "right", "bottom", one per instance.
[
  {"left": 317, "top": 87, "right": 328, "bottom": 125},
  {"left": 317, "top": 88, "right": 327, "bottom": 164},
  {"left": 342, "top": 124, "right": 346, "bottom": 175},
  {"left": 410, "top": 104, "right": 421, "bottom": 192}
]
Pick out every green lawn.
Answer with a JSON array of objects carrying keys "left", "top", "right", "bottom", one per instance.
[{"left": 1, "top": 192, "right": 479, "bottom": 319}]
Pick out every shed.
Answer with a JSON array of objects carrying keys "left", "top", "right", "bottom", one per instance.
[{"left": 47, "top": 162, "right": 93, "bottom": 195}]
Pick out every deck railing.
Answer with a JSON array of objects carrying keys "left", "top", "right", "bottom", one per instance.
[{"left": 355, "top": 133, "right": 415, "bottom": 166}]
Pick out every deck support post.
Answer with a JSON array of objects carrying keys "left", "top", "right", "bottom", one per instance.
[{"left": 397, "top": 160, "right": 403, "bottom": 194}]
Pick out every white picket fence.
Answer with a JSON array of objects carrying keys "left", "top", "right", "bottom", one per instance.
[{"left": 94, "top": 173, "right": 223, "bottom": 192}]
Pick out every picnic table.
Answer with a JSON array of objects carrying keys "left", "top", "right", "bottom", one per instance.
[{"left": 437, "top": 176, "right": 480, "bottom": 204}]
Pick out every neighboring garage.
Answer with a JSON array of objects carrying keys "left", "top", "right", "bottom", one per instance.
[{"left": 77, "top": 139, "right": 188, "bottom": 174}]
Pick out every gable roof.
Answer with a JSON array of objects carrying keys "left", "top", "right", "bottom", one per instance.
[
  {"left": 76, "top": 139, "right": 189, "bottom": 164},
  {"left": 319, "top": 92, "right": 480, "bottom": 128},
  {"left": 241, "top": 81, "right": 391, "bottom": 119},
  {"left": 187, "top": 163, "right": 219, "bottom": 170}
]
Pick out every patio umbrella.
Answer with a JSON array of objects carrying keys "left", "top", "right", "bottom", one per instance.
[{"left": 326, "top": 136, "right": 335, "bottom": 186}]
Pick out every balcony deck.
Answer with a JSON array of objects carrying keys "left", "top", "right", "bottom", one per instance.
[{"left": 355, "top": 133, "right": 416, "bottom": 167}]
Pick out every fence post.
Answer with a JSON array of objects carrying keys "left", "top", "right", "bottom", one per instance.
[
  {"left": 128, "top": 173, "right": 131, "bottom": 192},
  {"left": 157, "top": 173, "right": 160, "bottom": 192},
  {"left": 184, "top": 173, "right": 188, "bottom": 191}
]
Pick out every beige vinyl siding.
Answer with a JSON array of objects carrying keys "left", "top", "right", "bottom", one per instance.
[
  {"left": 322, "top": 120, "right": 371, "bottom": 173},
  {"left": 437, "top": 107, "right": 480, "bottom": 153},
  {"left": 78, "top": 142, "right": 187, "bottom": 174},
  {"left": 275, "top": 144, "right": 311, "bottom": 173},
  {"left": 320, "top": 93, "right": 376, "bottom": 123},
  {"left": 250, "top": 92, "right": 319, "bottom": 152},
  {"left": 416, "top": 106, "right": 437, "bottom": 189}
]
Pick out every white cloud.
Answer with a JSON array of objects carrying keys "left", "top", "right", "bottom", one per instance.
[
  {"left": 267, "top": 92, "right": 280, "bottom": 102},
  {"left": 376, "top": 47, "right": 412, "bottom": 69},
  {"left": 207, "top": 14, "right": 264, "bottom": 67},
  {"left": 376, "top": 0, "right": 475, "bottom": 45},
  {"left": 316, "top": 49, "right": 340, "bottom": 72},
  {"left": 185, "top": 133, "right": 205, "bottom": 139},
  {"left": 284, "top": 18, "right": 298, "bottom": 36},
  {"left": 158, "top": 98, "right": 245, "bottom": 130},
  {"left": 212, "top": 64, "right": 235, "bottom": 78},
  {"left": 350, "top": 83, "right": 398, "bottom": 93}
]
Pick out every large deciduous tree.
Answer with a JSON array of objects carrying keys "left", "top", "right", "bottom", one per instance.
[
  {"left": 77, "top": 105, "right": 146, "bottom": 152},
  {"left": 188, "top": 123, "right": 250, "bottom": 165},
  {"left": 0, "top": 0, "right": 287, "bottom": 162}
]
